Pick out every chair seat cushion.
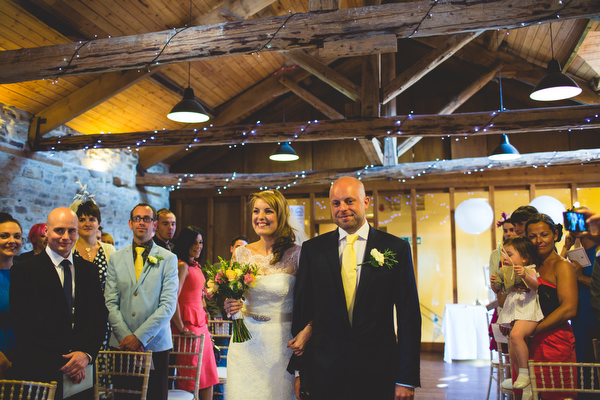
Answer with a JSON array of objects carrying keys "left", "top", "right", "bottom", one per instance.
[{"left": 168, "top": 389, "right": 194, "bottom": 400}]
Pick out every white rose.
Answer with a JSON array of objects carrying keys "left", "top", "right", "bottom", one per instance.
[
  {"left": 371, "top": 249, "right": 385, "bottom": 266},
  {"left": 148, "top": 256, "right": 158, "bottom": 264}
]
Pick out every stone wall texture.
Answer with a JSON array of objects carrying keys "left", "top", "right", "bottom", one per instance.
[{"left": 0, "top": 104, "right": 170, "bottom": 250}]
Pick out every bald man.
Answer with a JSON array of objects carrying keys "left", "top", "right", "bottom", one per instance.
[
  {"left": 290, "top": 177, "right": 421, "bottom": 400},
  {"left": 10, "top": 207, "right": 107, "bottom": 399}
]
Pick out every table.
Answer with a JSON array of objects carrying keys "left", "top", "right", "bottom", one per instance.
[{"left": 441, "top": 303, "right": 490, "bottom": 363}]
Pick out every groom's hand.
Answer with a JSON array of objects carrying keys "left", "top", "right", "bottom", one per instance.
[{"left": 395, "top": 384, "right": 414, "bottom": 400}]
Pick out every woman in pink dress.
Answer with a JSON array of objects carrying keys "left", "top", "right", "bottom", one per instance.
[{"left": 171, "top": 226, "right": 218, "bottom": 400}]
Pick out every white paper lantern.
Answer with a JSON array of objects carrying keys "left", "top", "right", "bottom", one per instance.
[
  {"left": 529, "top": 196, "right": 566, "bottom": 225},
  {"left": 455, "top": 198, "right": 494, "bottom": 235}
]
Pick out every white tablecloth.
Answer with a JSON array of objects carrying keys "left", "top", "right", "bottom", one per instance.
[{"left": 441, "top": 304, "right": 490, "bottom": 363}]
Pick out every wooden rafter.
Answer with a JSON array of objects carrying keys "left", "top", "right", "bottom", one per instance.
[
  {"left": 136, "top": 150, "right": 600, "bottom": 189},
  {"left": 2, "top": 0, "right": 599, "bottom": 84},
  {"left": 33, "top": 104, "right": 600, "bottom": 151}
]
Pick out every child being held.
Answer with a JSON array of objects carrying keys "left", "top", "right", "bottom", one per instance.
[{"left": 491, "top": 236, "right": 544, "bottom": 390}]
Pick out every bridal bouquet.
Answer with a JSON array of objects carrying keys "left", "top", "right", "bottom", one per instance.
[{"left": 204, "top": 257, "right": 258, "bottom": 342}]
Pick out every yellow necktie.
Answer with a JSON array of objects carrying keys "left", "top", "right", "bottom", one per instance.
[
  {"left": 342, "top": 234, "right": 358, "bottom": 324},
  {"left": 135, "top": 247, "right": 145, "bottom": 281}
]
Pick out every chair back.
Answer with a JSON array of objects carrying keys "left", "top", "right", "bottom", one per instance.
[
  {"left": 168, "top": 333, "right": 205, "bottom": 399},
  {"left": 528, "top": 361, "right": 600, "bottom": 398},
  {"left": 0, "top": 380, "right": 57, "bottom": 400},
  {"left": 208, "top": 320, "right": 232, "bottom": 399},
  {"left": 95, "top": 350, "right": 152, "bottom": 400}
]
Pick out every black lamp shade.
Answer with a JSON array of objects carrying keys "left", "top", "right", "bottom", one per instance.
[
  {"left": 167, "top": 87, "right": 210, "bottom": 123},
  {"left": 489, "top": 134, "right": 521, "bottom": 161},
  {"left": 530, "top": 59, "right": 582, "bottom": 101},
  {"left": 269, "top": 143, "right": 299, "bottom": 161}
]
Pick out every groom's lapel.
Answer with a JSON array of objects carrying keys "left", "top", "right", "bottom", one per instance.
[
  {"left": 324, "top": 230, "right": 345, "bottom": 297},
  {"left": 355, "top": 226, "right": 377, "bottom": 307}
]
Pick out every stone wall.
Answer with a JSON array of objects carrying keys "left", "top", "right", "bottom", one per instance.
[{"left": 0, "top": 104, "right": 170, "bottom": 250}]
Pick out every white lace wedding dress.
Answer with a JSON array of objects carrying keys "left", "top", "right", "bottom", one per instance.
[{"left": 227, "top": 245, "right": 300, "bottom": 400}]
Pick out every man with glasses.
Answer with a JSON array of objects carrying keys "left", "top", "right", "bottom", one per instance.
[{"left": 105, "top": 202, "right": 178, "bottom": 400}]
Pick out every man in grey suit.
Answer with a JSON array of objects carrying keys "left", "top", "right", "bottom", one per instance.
[
  {"left": 105, "top": 202, "right": 178, "bottom": 400},
  {"left": 290, "top": 177, "right": 421, "bottom": 400}
]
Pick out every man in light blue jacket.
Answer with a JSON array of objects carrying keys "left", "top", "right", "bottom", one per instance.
[{"left": 105, "top": 202, "right": 178, "bottom": 400}]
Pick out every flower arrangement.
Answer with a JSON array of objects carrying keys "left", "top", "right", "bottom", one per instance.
[
  {"left": 360, "top": 248, "right": 398, "bottom": 269},
  {"left": 204, "top": 257, "right": 258, "bottom": 342},
  {"left": 144, "top": 255, "right": 164, "bottom": 272}
]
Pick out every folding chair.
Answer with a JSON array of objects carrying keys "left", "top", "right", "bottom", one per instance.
[
  {"left": 528, "top": 361, "right": 600, "bottom": 399},
  {"left": 168, "top": 333, "right": 205, "bottom": 400},
  {"left": 94, "top": 350, "right": 152, "bottom": 400},
  {"left": 0, "top": 380, "right": 57, "bottom": 400},
  {"left": 208, "top": 320, "right": 232, "bottom": 399}
]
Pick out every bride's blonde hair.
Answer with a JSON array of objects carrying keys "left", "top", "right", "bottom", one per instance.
[{"left": 249, "top": 189, "right": 296, "bottom": 264}]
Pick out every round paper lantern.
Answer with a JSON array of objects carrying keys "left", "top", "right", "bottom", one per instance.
[
  {"left": 529, "top": 196, "right": 566, "bottom": 225},
  {"left": 455, "top": 198, "right": 494, "bottom": 235}
]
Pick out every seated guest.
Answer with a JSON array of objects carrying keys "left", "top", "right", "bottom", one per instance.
[
  {"left": 15, "top": 222, "right": 46, "bottom": 261},
  {"left": 10, "top": 207, "right": 108, "bottom": 399},
  {"left": 0, "top": 212, "right": 22, "bottom": 369}
]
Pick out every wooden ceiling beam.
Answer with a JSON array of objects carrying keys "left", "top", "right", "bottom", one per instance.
[
  {"left": 396, "top": 62, "right": 503, "bottom": 157},
  {"left": 278, "top": 76, "right": 345, "bottom": 120},
  {"left": 382, "top": 31, "right": 482, "bottom": 104},
  {"left": 33, "top": 104, "right": 600, "bottom": 151},
  {"left": 27, "top": 67, "right": 165, "bottom": 143},
  {"left": 2, "top": 0, "right": 599, "bottom": 84},
  {"left": 136, "top": 150, "right": 600, "bottom": 189},
  {"left": 283, "top": 50, "right": 360, "bottom": 101},
  {"left": 194, "top": 0, "right": 277, "bottom": 25}
]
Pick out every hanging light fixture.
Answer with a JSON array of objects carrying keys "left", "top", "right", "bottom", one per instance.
[
  {"left": 269, "top": 142, "right": 299, "bottom": 161},
  {"left": 167, "top": 63, "right": 210, "bottom": 123},
  {"left": 530, "top": 23, "right": 582, "bottom": 101},
  {"left": 489, "top": 134, "right": 520, "bottom": 161}
]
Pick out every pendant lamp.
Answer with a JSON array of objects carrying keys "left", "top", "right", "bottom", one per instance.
[
  {"left": 530, "top": 24, "right": 582, "bottom": 101},
  {"left": 269, "top": 142, "right": 299, "bottom": 161},
  {"left": 167, "top": 63, "right": 210, "bottom": 123},
  {"left": 489, "top": 134, "right": 521, "bottom": 161}
]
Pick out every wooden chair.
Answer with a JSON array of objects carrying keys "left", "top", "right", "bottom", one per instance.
[
  {"left": 489, "top": 322, "right": 513, "bottom": 400},
  {"left": 95, "top": 350, "right": 152, "bottom": 400},
  {"left": 528, "top": 361, "right": 600, "bottom": 398},
  {"left": 0, "top": 380, "right": 57, "bottom": 400},
  {"left": 208, "top": 320, "right": 232, "bottom": 400},
  {"left": 168, "top": 333, "right": 205, "bottom": 400}
]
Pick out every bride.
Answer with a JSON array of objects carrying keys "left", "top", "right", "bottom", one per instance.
[{"left": 224, "top": 190, "right": 311, "bottom": 400}]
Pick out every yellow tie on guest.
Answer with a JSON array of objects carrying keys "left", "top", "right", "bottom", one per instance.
[
  {"left": 341, "top": 234, "right": 358, "bottom": 325},
  {"left": 135, "top": 247, "right": 145, "bottom": 281}
]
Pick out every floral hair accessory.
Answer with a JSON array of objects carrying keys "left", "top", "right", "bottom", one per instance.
[{"left": 496, "top": 212, "right": 510, "bottom": 227}]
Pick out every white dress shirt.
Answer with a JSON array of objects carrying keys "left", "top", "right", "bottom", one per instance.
[{"left": 46, "top": 246, "right": 75, "bottom": 299}]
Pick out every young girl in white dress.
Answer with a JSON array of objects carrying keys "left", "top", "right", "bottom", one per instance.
[
  {"left": 492, "top": 236, "right": 544, "bottom": 390},
  {"left": 224, "top": 190, "right": 312, "bottom": 400}
]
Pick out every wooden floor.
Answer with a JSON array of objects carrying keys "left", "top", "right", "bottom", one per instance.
[{"left": 417, "top": 352, "right": 495, "bottom": 400}]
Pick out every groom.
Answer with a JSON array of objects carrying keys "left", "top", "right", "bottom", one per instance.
[{"left": 290, "top": 177, "right": 421, "bottom": 400}]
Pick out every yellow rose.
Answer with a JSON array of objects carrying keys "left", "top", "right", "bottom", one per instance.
[{"left": 225, "top": 270, "right": 237, "bottom": 281}]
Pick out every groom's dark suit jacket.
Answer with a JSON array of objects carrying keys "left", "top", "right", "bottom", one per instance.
[
  {"left": 291, "top": 226, "right": 421, "bottom": 400},
  {"left": 9, "top": 251, "right": 108, "bottom": 384}
]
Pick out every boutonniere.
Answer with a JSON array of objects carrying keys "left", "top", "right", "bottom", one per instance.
[
  {"left": 144, "top": 255, "right": 164, "bottom": 272},
  {"left": 360, "top": 248, "right": 398, "bottom": 269}
]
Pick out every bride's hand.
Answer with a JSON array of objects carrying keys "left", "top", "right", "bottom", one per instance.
[
  {"left": 287, "top": 323, "right": 312, "bottom": 356},
  {"left": 224, "top": 298, "right": 243, "bottom": 317}
]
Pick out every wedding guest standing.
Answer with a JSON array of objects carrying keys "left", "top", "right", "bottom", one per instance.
[
  {"left": 0, "top": 213, "right": 21, "bottom": 363},
  {"left": 105, "top": 202, "right": 178, "bottom": 400},
  {"left": 291, "top": 176, "right": 421, "bottom": 400},
  {"left": 15, "top": 222, "right": 46, "bottom": 262},
  {"left": 10, "top": 207, "right": 107, "bottom": 399},
  {"left": 171, "top": 226, "right": 218, "bottom": 400},
  {"left": 154, "top": 208, "right": 176, "bottom": 251}
]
